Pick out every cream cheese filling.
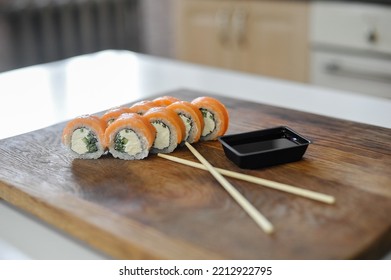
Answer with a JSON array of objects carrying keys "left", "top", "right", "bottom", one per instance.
[
  {"left": 118, "top": 129, "right": 142, "bottom": 155},
  {"left": 152, "top": 121, "right": 170, "bottom": 149},
  {"left": 179, "top": 114, "right": 191, "bottom": 141},
  {"left": 71, "top": 128, "right": 90, "bottom": 154},
  {"left": 201, "top": 110, "right": 216, "bottom": 137}
]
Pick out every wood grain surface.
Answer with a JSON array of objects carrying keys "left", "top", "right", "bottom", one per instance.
[{"left": 0, "top": 89, "right": 390, "bottom": 259}]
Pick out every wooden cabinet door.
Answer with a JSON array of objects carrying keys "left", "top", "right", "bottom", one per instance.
[
  {"left": 176, "top": 0, "right": 236, "bottom": 69},
  {"left": 245, "top": 1, "right": 309, "bottom": 82},
  {"left": 175, "top": 0, "right": 309, "bottom": 82}
]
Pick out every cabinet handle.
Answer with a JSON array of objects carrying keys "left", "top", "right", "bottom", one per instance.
[
  {"left": 232, "top": 8, "right": 247, "bottom": 46},
  {"left": 325, "top": 61, "right": 391, "bottom": 83},
  {"left": 215, "top": 9, "right": 231, "bottom": 44}
]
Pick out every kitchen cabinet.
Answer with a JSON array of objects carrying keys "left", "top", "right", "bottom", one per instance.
[
  {"left": 175, "top": 0, "right": 309, "bottom": 82},
  {"left": 310, "top": 1, "right": 391, "bottom": 99}
]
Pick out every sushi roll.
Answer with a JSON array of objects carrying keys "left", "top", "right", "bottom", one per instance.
[
  {"left": 143, "top": 107, "right": 185, "bottom": 154},
  {"left": 167, "top": 101, "right": 204, "bottom": 144},
  {"left": 62, "top": 115, "right": 107, "bottom": 159},
  {"left": 152, "top": 96, "right": 180, "bottom": 107},
  {"left": 104, "top": 113, "right": 156, "bottom": 160},
  {"left": 101, "top": 107, "right": 132, "bottom": 125},
  {"left": 128, "top": 100, "right": 156, "bottom": 115},
  {"left": 192, "top": 96, "right": 229, "bottom": 141}
]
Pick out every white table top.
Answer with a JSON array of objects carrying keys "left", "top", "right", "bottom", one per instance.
[{"left": 1, "top": 50, "right": 390, "bottom": 259}]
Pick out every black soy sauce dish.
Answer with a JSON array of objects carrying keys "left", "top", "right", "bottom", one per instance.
[{"left": 218, "top": 126, "right": 311, "bottom": 169}]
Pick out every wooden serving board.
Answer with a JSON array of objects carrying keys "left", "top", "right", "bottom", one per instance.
[{"left": 1, "top": 89, "right": 390, "bottom": 259}]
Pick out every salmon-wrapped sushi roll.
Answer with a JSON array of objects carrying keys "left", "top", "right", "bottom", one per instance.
[
  {"left": 152, "top": 96, "right": 180, "bottom": 107},
  {"left": 143, "top": 107, "right": 185, "bottom": 154},
  {"left": 101, "top": 107, "right": 132, "bottom": 125},
  {"left": 167, "top": 101, "right": 204, "bottom": 144},
  {"left": 128, "top": 100, "right": 156, "bottom": 115},
  {"left": 62, "top": 115, "right": 107, "bottom": 159},
  {"left": 192, "top": 96, "right": 229, "bottom": 141},
  {"left": 104, "top": 113, "right": 156, "bottom": 160}
]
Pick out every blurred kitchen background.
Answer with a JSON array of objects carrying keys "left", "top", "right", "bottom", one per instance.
[{"left": 0, "top": 0, "right": 390, "bottom": 99}]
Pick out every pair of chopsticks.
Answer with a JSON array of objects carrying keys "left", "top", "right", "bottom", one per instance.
[{"left": 158, "top": 142, "right": 335, "bottom": 235}]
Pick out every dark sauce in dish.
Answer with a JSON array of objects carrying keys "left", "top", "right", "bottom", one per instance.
[{"left": 231, "top": 138, "right": 297, "bottom": 154}]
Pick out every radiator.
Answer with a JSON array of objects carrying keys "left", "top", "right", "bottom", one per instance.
[{"left": 2, "top": 0, "right": 140, "bottom": 69}]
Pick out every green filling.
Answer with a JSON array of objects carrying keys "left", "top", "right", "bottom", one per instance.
[
  {"left": 200, "top": 108, "right": 214, "bottom": 120},
  {"left": 81, "top": 130, "right": 98, "bottom": 153},
  {"left": 201, "top": 109, "right": 207, "bottom": 118},
  {"left": 114, "top": 129, "right": 130, "bottom": 152}
]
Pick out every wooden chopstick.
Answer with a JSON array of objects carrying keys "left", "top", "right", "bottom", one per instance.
[
  {"left": 157, "top": 153, "right": 335, "bottom": 205},
  {"left": 183, "top": 142, "right": 274, "bottom": 234}
]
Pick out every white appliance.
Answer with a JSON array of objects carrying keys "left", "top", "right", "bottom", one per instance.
[{"left": 310, "top": 1, "right": 391, "bottom": 99}]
